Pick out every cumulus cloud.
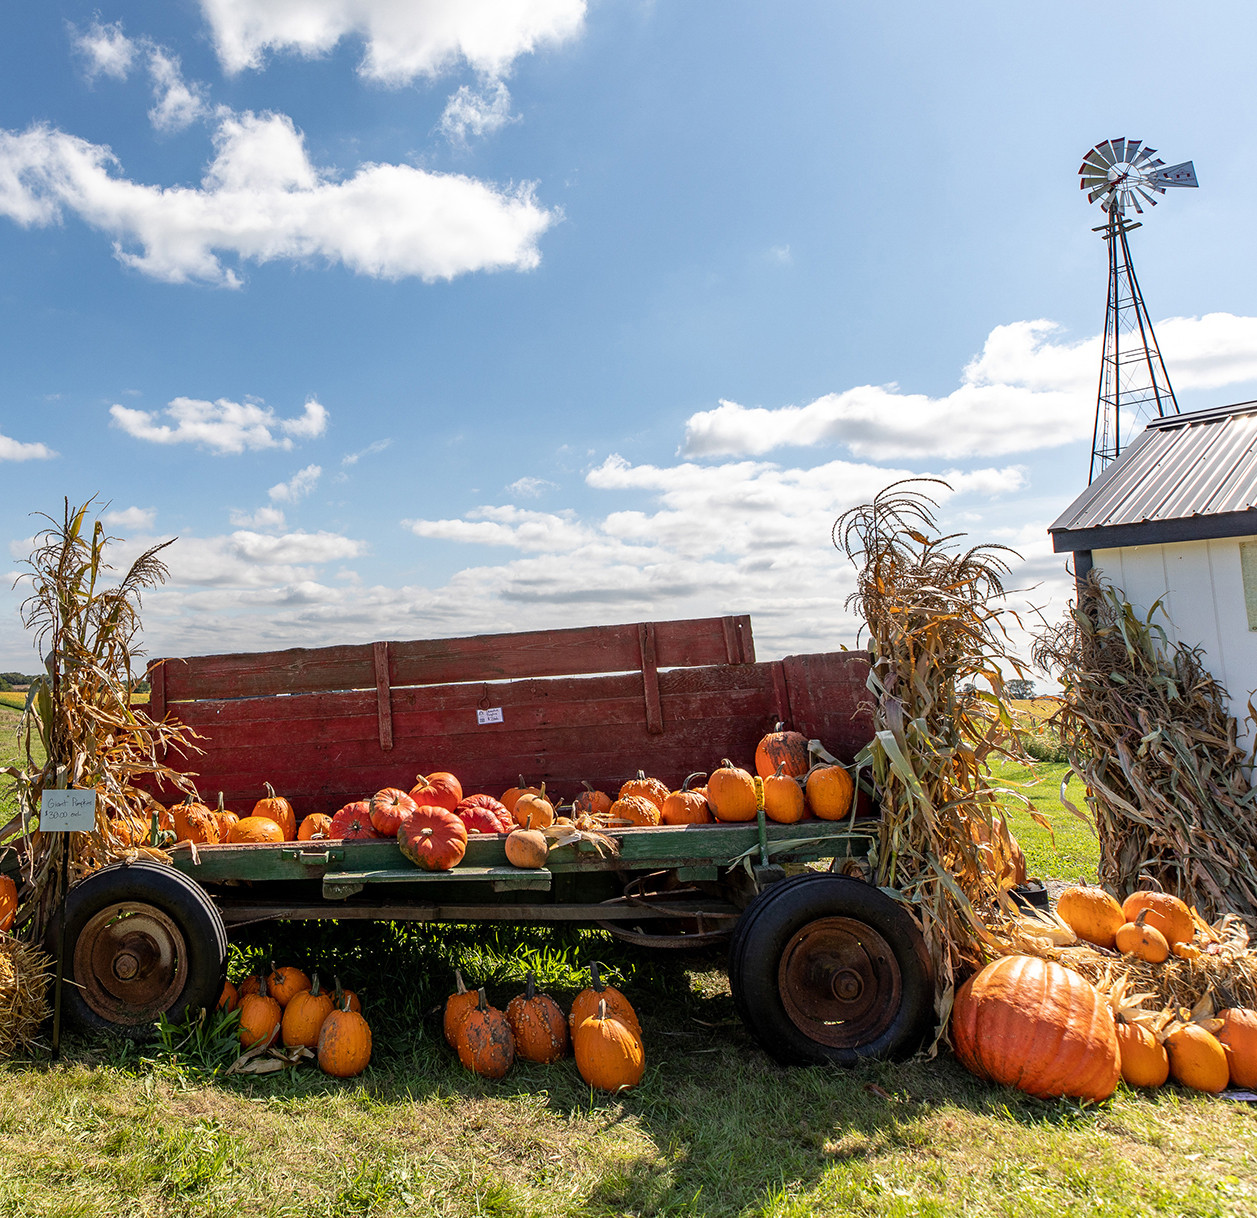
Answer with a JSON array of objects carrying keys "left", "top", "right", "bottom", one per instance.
[
  {"left": 681, "top": 313, "right": 1257, "bottom": 461},
  {"left": 147, "top": 48, "right": 210, "bottom": 132},
  {"left": 110, "top": 396, "right": 328, "bottom": 454},
  {"left": 0, "top": 433, "right": 56, "bottom": 461},
  {"left": 71, "top": 20, "right": 137, "bottom": 82},
  {"left": 163, "top": 529, "right": 363, "bottom": 587},
  {"left": 507, "top": 476, "right": 556, "bottom": 498},
  {"left": 102, "top": 506, "right": 156, "bottom": 531},
  {"left": 198, "top": 0, "right": 586, "bottom": 82},
  {"left": 269, "top": 464, "right": 322, "bottom": 502},
  {"left": 0, "top": 111, "right": 557, "bottom": 286},
  {"left": 440, "top": 79, "right": 515, "bottom": 144},
  {"left": 230, "top": 506, "right": 286, "bottom": 529}
]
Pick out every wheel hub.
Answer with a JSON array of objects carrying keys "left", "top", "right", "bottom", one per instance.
[
  {"left": 74, "top": 903, "right": 189, "bottom": 1025},
  {"left": 778, "top": 916, "right": 903, "bottom": 1049}
]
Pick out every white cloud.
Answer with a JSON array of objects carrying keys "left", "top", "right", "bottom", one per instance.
[
  {"left": 110, "top": 396, "right": 329, "bottom": 454},
  {"left": 342, "top": 439, "right": 391, "bottom": 465},
  {"left": 0, "top": 433, "right": 56, "bottom": 461},
  {"left": 269, "top": 464, "right": 322, "bottom": 502},
  {"left": 230, "top": 506, "right": 286, "bottom": 529},
  {"left": 440, "top": 79, "right": 515, "bottom": 144},
  {"left": 163, "top": 529, "right": 363, "bottom": 587},
  {"left": 102, "top": 506, "right": 156, "bottom": 532},
  {"left": 71, "top": 20, "right": 137, "bottom": 82},
  {"left": 147, "top": 48, "right": 210, "bottom": 133},
  {"left": 0, "top": 112, "right": 557, "bottom": 286},
  {"left": 681, "top": 313, "right": 1257, "bottom": 462},
  {"left": 198, "top": 0, "right": 586, "bottom": 82},
  {"left": 507, "top": 476, "right": 556, "bottom": 497}
]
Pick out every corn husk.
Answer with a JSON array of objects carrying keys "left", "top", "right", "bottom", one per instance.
[{"left": 0, "top": 934, "right": 51, "bottom": 1059}]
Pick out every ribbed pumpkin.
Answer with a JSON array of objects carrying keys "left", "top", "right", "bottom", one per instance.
[
  {"left": 574, "top": 783, "right": 612, "bottom": 818},
  {"left": 398, "top": 805, "right": 468, "bottom": 871},
  {"left": 574, "top": 998, "right": 645, "bottom": 1091},
  {"left": 1218, "top": 1007, "right": 1257, "bottom": 1088},
  {"left": 950, "top": 955, "right": 1120, "bottom": 1102},
  {"left": 227, "top": 816, "right": 285, "bottom": 844},
  {"left": 608, "top": 794, "right": 661, "bottom": 827},
  {"left": 267, "top": 963, "right": 312, "bottom": 1007},
  {"left": 660, "top": 773, "right": 711, "bottom": 826},
  {"left": 297, "top": 813, "right": 333, "bottom": 841},
  {"left": 1115, "top": 917, "right": 1170, "bottom": 964},
  {"left": 618, "top": 771, "right": 669, "bottom": 813},
  {"left": 1165, "top": 1022, "right": 1229, "bottom": 1093},
  {"left": 568, "top": 962, "right": 641, "bottom": 1039},
  {"left": 455, "top": 989, "right": 515, "bottom": 1079},
  {"left": 805, "top": 764, "right": 855, "bottom": 820},
  {"left": 318, "top": 994, "right": 372, "bottom": 1078},
  {"left": 238, "top": 973, "right": 282, "bottom": 1050},
  {"left": 444, "top": 968, "right": 478, "bottom": 1046},
  {"left": 173, "top": 796, "right": 220, "bottom": 844},
  {"left": 707, "top": 760, "right": 758, "bottom": 823},
  {"left": 506, "top": 973, "right": 569, "bottom": 1064},
  {"left": 1115, "top": 1020, "right": 1169, "bottom": 1088},
  {"left": 370, "top": 787, "right": 418, "bottom": 837},
  {"left": 1121, "top": 891, "right": 1194, "bottom": 946},
  {"left": 282, "top": 971, "right": 334, "bottom": 1049},
  {"left": 0, "top": 874, "right": 17, "bottom": 932},
  {"left": 762, "top": 765, "right": 805, "bottom": 825},
  {"left": 1056, "top": 886, "right": 1126, "bottom": 950},
  {"left": 252, "top": 782, "right": 296, "bottom": 840},
  {"left": 504, "top": 829, "right": 548, "bottom": 869},
  {"left": 328, "top": 800, "right": 381, "bottom": 840},
  {"left": 754, "top": 727, "right": 809, "bottom": 779},
  {"left": 409, "top": 771, "right": 463, "bottom": 813},
  {"left": 455, "top": 794, "right": 513, "bottom": 834}
]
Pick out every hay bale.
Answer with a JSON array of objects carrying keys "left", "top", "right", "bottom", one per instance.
[{"left": 0, "top": 934, "right": 51, "bottom": 1058}]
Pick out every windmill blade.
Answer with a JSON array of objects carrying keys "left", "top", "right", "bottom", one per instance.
[
  {"left": 1089, "top": 140, "right": 1118, "bottom": 167},
  {"left": 1134, "top": 185, "right": 1159, "bottom": 208},
  {"left": 1111, "top": 137, "right": 1130, "bottom": 164},
  {"left": 1080, "top": 150, "right": 1111, "bottom": 175},
  {"left": 1153, "top": 160, "right": 1198, "bottom": 188},
  {"left": 1127, "top": 189, "right": 1144, "bottom": 214},
  {"left": 1124, "top": 138, "right": 1143, "bottom": 162},
  {"left": 1099, "top": 138, "right": 1123, "bottom": 164},
  {"left": 1081, "top": 171, "right": 1109, "bottom": 190},
  {"left": 1088, "top": 183, "right": 1115, "bottom": 205}
]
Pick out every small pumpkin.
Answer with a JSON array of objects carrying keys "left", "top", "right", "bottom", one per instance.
[
  {"left": 332, "top": 975, "right": 362, "bottom": 1015},
  {"left": 318, "top": 993, "right": 372, "bottom": 1078},
  {"left": 1116, "top": 1019, "right": 1170, "bottom": 1088},
  {"left": 282, "top": 971, "right": 334, "bottom": 1049},
  {"left": 515, "top": 791, "right": 556, "bottom": 831},
  {"left": 574, "top": 998, "right": 645, "bottom": 1091},
  {"left": 409, "top": 771, "right": 463, "bottom": 813},
  {"left": 706, "top": 760, "right": 758, "bottom": 823},
  {"left": 297, "top": 813, "right": 333, "bottom": 841},
  {"left": 505, "top": 828, "right": 548, "bottom": 869},
  {"left": 251, "top": 782, "right": 296, "bottom": 840},
  {"left": 1115, "top": 915, "right": 1170, "bottom": 964},
  {"left": 805, "top": 764, "right": 855, "bottom": 820},
  {"left": 1165, "top": 1021, "right": 1229, "bottom": 1093},
  {"left": 173, "top": 796, "right": 220, "bottom": 845},
  {"left": 618, "top": 770, "right": 669, "bottom": 813},
  {"left": 568, "top": 961, "right": 641, "bottom": 1039},
  {"left": 1121, "top": 891, "right": 1194, "bottom": 946},
  {"left": 328, "top": 800, "right": 382, "bottom": 840},
  {"left": 238, "top": 973, "right": 282, "bottom": 1050},
  {"left": 369, "top": 787, "right": 418, "bottom": 837},
  {"left": 1218, "top": 1007, "right": 1257, "bottom": 1088},
  {"left": 574, "top": 782, "right": 612, "bottom": 818},
  {"left": 455, "top": 988, "right": 515, "bottom": 1079},
  {"left": 444, "top": 968, "right": 478, "bottom": 1046},
  {"left": 0, "top": 874, "right": 17, "bottom": 933},
  {"left": 266, "top": 962, "right": 312, "bottom": 1008},
  {"left": 212, "top": 792, "right": 240, "bottom": 841},
  {"left": 455, "top": 794, "right": 513, "bottom": 834},
  {"left": 1056, "top": 886, "right": 1125, "bottom": 950},
  {"left": 397, "top": 805, "right": 468, "bottom": 871},
  {"left": 660, "top": 772, "right": 711, "bottom": 826},
  {"left": 762, "top": 764, "right": 805, "bottom": 825},
  {"left": 227, "top": 816, "right": 286, "bottom": 845},
  {"left": 238, "top": 974, "right": 262, "bottom": 999},
  {"left": 501, "top": 777, "right": 544, "bottom": 817},
  {"left": 506, "top": 972, "right": 569, "bottom": 1064},
  {"left": 607, "top": 794, "right": 660, "bottom": 828},
  {"left": 754, "top": 726, "right": 809, "bottom": 778}
]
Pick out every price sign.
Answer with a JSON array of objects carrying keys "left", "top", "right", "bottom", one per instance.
[
  {"left": 40, "top": 789, "right": 97, "bottom": 833},
  {"left": 476, "top": 707, "right": 504, "bottom": 725}
]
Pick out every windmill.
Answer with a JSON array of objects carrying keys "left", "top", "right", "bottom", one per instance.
[{"left": 1079, "top": 138, "right": 1198, "bottom": 483}]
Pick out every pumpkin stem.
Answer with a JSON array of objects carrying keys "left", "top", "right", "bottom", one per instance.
[
  {"left": 525, "top": 972, "right": 536, "bottom": 1002},
  {"left": 453, "top": 967, "right": 467, "bottom": 996},
  {"left": 590, "top": 961, "right": 605, "bottom": 992},
  {"left": 217, "top": 791, "right": 226, "bottom": 813},
  {"left": 682, "top": 771, "right": 707, "bottom": 791},
  {"left": 636, "top": 769, "right": 647, "bottom": 781},
  {"left": 476, "top": 986, "right": 489, "bottom": 1013},
  {"left": 309, "top": 971, "right": 320, "bottom": 997},
  {"left": 597, "top": 998, "right": 607, "bottom": 1021},
  {"left": 258, "top": 971, "right": 269, "bottom": 999},
  {"left": 264, "top": 781, "right": 277, "bottom": 799}
]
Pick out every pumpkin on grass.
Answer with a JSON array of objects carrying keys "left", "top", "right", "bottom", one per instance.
[
  {"left": 238, "top": 973, "right": 281, "bottom": 1050},
  {"left": 455, "top": 988, "right": 515, "bottom": 1079},
  {"left": 661, "top": 773, "right": 711, "bottom": 826},
  {"left": 328, "top": 801, "right": 381, "bottom": 841},
  {"left": 444, "top": 968, "right": 478, "bottom": 1046},
  {"left": 332, "top": 976, "right": 362, "bottom": 1015},
  {"left": 574, "top": 999, "right": 645, "bottom": 1091},
  {"left": 1165, "top": 1021, "right": 1229, "bottom": 1093},
  {"left": 1057, "top": 886, "right": 1125, "bottom": 950},
  {"left": 218, "top": 979, "right": 238, "bottom": 1013},
  {"left": 568, "top": 961, "right": 640, "bottom": 1039},
  {"left": 266, "top": 962, "right": 311, "bottom": 1008},
  {"left": 950, "top": 955, "right": 1120, "bottom": 1102},
  {"left": 1102, "top": 975, "right": 1168, "bottom": 1089},
  {"left": 398, "top": 805, "right": 468, "bottom": 871},
  {"left": 506, "top": 972, "right": 568, "bottom": 1064},
  {"left": 1218, "top": 1007, "right": 1257, "bottom": 1088},
  {"left": 282, "top": 971, "right": 334, "bottom": 1049},
  {"left": 252, "top": 782, "right": 296, "bottom": 840},
  {"left": 318, "top": 993, "right": 372, "bottom": 1078}
]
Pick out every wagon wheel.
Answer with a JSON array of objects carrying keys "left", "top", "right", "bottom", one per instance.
[
  {"left": 56, "top": 861, "right": 228, "bottom": 1037},
  {"left": 728, "top": 873, "right": 933, "bottom": 1065}
]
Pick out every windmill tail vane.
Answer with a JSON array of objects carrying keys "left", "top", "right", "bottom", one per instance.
[{"left": 1079, "top": 137, "right": 1198, "bottom": 483}]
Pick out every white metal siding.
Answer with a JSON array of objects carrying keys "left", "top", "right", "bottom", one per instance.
[{"left": 1093, "top": 537, "right": 1257, "bottom": 755}]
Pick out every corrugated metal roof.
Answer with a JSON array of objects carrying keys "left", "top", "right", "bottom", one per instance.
[{"left": 1049, "top": 401, "right": 1257, "bottom": 551}]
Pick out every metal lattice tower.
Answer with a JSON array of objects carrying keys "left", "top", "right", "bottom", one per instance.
[{"left": 1079, "top": 138, "right": 1198, "bottom": 483}]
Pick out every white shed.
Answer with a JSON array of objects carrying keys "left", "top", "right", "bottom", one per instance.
[{"left": 1049, "top": 400, "right": 1257, "bottom": 751}]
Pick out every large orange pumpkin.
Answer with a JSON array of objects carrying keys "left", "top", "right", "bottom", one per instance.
[
  {"left": 754, "top": 728, "right": 809, "bottom": 778},
  {"left": 573, "top": 999, "right": 644, "bottom": 1091},
  {"left": 397, "top": 805, "right": 468, "bottom": 871},
  {"left": 950, "top": 955, "right": 1120, "bottom": 1102},
  {"left": 1218, "top": 1007, "right": 1257, "bottom": 1088},
  {"left": 370, "top": 787, "right": 418, "bottom": 837},
  {"left": 328, "top": 800, "right": 381, "bottom": 840},
  {"left": 318, "top": 995, "right": 372, "bottom": 1078},
  {"left": 805, "top": 764, "right": 855, "bottom": 820},
  {"left": 227, "top": 816, "right": 286, "bottom": 845},
  {"left": 706, "top": 760, "right": 758, "bottom": 822},
  {"left": 506, "top": 973, "right": 569, "bottom": 1064},
  {"left": 0, "top": 874, "right": 17, "bottom": 933}
]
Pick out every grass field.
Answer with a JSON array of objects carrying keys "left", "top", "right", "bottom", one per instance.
[{"left": 3, "top": 706, "right": 1254, "bottom": 1217}]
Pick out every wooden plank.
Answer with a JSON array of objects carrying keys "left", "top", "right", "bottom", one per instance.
[
  {"left": 160, "top": 616, "right": 753, "bottom": 703},
  {"left": 781, "top": 651, "right": 874, "bottom": 763},
  {"left": 215, "top": 901, "right": 743, "bottom": 925},
  {"left": 638, "top": 622, "right": 663, "bottom": 734},
  {"left": 769, "top": 661, "right": 789, "bottom": 726},
  {"left": 373, "top": 641, "right": 393, "bottom": 750},
  {"left": 723, "top": 614, "right": 754, "bottom": 663},
  {"left": 147, "top": 659, "right": 167, "bottom": 724}
]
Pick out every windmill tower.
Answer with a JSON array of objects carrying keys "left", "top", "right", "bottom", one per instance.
[{"left": 1079, "top": 139, "right": 1198, "bottom": 483}]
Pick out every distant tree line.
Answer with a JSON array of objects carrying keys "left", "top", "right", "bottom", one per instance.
[{"left": 0, "top": 672, "right": 40, "bottom": 691}]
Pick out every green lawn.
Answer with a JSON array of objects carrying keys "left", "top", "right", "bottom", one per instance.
[{"left": 989, "top": 755, "right": 1100, "bottom": 883}]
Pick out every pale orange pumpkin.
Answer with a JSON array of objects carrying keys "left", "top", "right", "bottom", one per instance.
[
  {"left": 1115, "top": 917, "right": 1170, "bottom": 964},
  {"left": 1056, "top": 886, "right": 1125, "bottom": 950},
  {"left": 706, "top": 760, "right": 758, "bottom": 823},
  {"left": 1121, "top": 891, "right": 1194, "bottom": 946},
  {"left": 805, "top": 764, "right": 855, "bottom": 820},
  {"left": 251, "top": 782, "right": 297, "bottom": 840},
  {"left": 607, "top": 794, "right": 661, "bottom": 827},
  {"left": 1165, "top": 1022, "right": 1229, "bottom": 1093},
  {"left": 762, "top": 765, "right": 805, "bottom": 824}
]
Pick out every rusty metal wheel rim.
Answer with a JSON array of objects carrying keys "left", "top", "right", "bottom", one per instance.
[
  {"left": 777, "top": 916, "right": 903, "bottom": 1048},
  {"left": 73, "top": 902, "right": 188, "bottom": 1025}
]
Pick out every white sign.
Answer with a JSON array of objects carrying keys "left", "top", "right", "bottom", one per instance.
[
  {"left": 476, "top": 707, "right": 504, "bottom": 725},
  {"left": 40, "top": 789, "right": 97, "bottom": 833}
]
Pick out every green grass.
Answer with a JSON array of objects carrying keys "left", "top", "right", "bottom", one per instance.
[{"left": 989, "top": 755, "right": 1100, "bottom": 883}]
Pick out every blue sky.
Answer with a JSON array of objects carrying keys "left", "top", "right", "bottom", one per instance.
[{"left": 2, "top": 1, "right": 1256, "bottom": 675}]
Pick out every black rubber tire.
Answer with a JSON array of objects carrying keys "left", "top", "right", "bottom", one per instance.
[
  {"left": 728, "top": 873, "right": 933, "bottom": 1066},
  {"left": 55, "top": 860, "right": 228, "bottom": 1038}
]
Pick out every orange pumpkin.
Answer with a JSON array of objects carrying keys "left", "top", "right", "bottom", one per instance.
[
  {"left": 568, "top": 962, "right": 641, "bottom": 1039},
  {"left": 251, "top": 782, "right": 296, "bottom": 840},
  {"left": 212, "top": 792, "right": 240, "bottom": 841},
  {"left": 409, "top": 771, "right": 463, "bottom": 813},
  {"left": 455, "top": 989, "right": 515, "bottom": 1079},
  {"left": 607, "top": 794, "right": 661, "bottom": 827},
  {"left": 950, "top": 955, "right": 1120, "bottom": 1102},
  {"left": 1121, "top": 891, "right": 1194, "bottom": 946},
  {"left": 0, "top": 874, "right": 18, "bottom": 933},
  {"left": 1115, "top": 917, "right": 1170, "bottom": 964},
  {"left": 398, "top": 805, "right": 468, "bottom": 871},
  {"left": 1218, "top": 1007, "right": 1257, "bottom": 1088},
  {"left": 297, "top": 813, "right": 333, "bottom": 841},
  {"left": 618, "top": 771, "right": 669, "bottom": 812},
  {"left": 574, "top": 998, "right": 645, "bottom": 1091},
  {"left": 1165, "top": 1022, "right": 1229, "bottom": 1093},
  {"left": 444, "top": 968, "right": 478, "bottom": 1047},
  {"left": 504, "top": 829, "right": 548, "bottom": 868},
  {"left": 514, "top": 791, "right": 555, "bottom": 831},
  {"left": 754, "top": 727, "right": 810, "bottom": 778},
  {"left": 706, "top": 760, "right": 758, "bottom": 823},
  {"left": 369, "top": 787, "right": 418, "bottom": 837},
  {"left": 1056, "top": 886, "right": 1125, "bottom": 950},
  {"left": 282, "top": 971, "right": 334, "bottom": 1049},
  {"left": 501, "top": 777, "right": 544, "bottom": 817},
  {"left": 318, "top": 994, "right": 372, "bottom": 1078},
  {"left": 762, "top": 765, "right": 805, "bottom": 824},
  {"left": 227, "top": 816, "right": 286, "bottom": 845},
  {"left": 660, "top": 772, "right": 711, "bottom": 826},
  {"left": 173, "top": 796, "right": 220, "bottom": 845},
  {"left": 266, "top": 963, "right": 312, "bottom": 1008},
  {"left": 238, "top": 974, "right": 282, "bottom": 1050},
  {"left": 1115, "top": 1019, "right": 1169, "bottom": 1088},
  {"left": 506, "top": 973, "right": 569, "bottom": 1064},
  {"left": 805, "top": 764, "right": 855, "bottom": 820},
  {"left": 574, "top": 782, "right": 612, "bottom": 818},
  {"left": 217, "top": 979, "right": 239, "bottom": 1013}
]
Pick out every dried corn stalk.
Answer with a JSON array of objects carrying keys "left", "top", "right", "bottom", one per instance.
[
  {"left": 835, "top": 480, "right": 1037, "bottom": 1035},
  {"left": 0, "top": 499, "right": 201, "bottom": 941},
  {"left": 1034, "top": 576, "right": 1257, "bottom": 927}
]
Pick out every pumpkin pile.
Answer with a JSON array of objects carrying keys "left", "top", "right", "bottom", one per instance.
[
  {"left": 444, "top": 962, "right": 644, "bottom": 1091},
  {"left": 221, "top": 964, "right": 370, "bottom": 1078}
]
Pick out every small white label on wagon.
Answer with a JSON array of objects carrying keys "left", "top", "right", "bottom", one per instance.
[{"left": 476, "top": 707, "right": 504, "bottom": 725}]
